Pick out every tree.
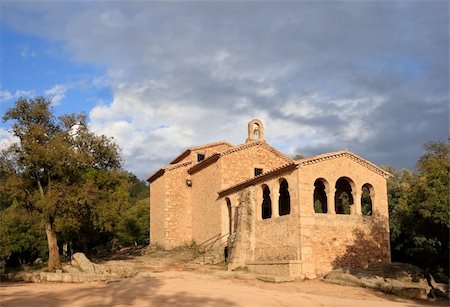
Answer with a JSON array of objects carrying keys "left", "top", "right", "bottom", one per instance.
[
  {"left": 386, "top": 139, "right": 450, "bottom": 282},
  {"left": 1, "top": 97, "right": 123, "bottom": 270}
]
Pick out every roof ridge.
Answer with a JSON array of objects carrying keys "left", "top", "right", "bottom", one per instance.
[
  {"left": 218, "top": 162, "right": 297, "bottom": 196},
  {"left": 190, "top": 141, "right": 233, "bottom": 151},
  {"left": 147, "top": 160, "right": 194, "bottom": 182},
  {"left": 169, "top": 141, "right": 234, "bottom": 164},
  {"left": 165, "top": 160, "right": 194, "bottom": 171},
  {"left": 296, "top": 149, "right": 391, "bottom": 178}
]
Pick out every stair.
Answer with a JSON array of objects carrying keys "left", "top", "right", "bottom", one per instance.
[{"left": 191, "top": 249, "right": 225, "bottom": 265}]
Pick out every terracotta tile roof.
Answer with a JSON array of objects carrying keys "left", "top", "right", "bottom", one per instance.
[
  {"left": 218, "top": 162, "right": 298, "bottom": 196},
  {"left": 169, "top": 141, "right": 234, "bottom": 164},
  {"left": 187, "top": 141, "right": 293, "bottom": 175},
  {"left": 296, "top": 149, "right": 392, "bottom": 178},
  {"left": 147, "top": 160, "right": 194, "bottom": 183}
]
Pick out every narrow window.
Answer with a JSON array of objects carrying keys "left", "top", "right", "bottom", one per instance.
[
  {"left": 313, "top": 179, "right": 328, "bottom": 213},
  {"left": 254, "top": 168, "right": 263, "bottom": 176},
  {"left": 261, "top": 185, "right": 272, "bottom": 219},
  {"left": 278, "top": 179, "right": 291, "bottom": 216},
  {"left": 361, "top": 184, "right": 373, "bottom": 216},
  {"left": 197, "top": 153, "right": 205, "bottom": 162}
]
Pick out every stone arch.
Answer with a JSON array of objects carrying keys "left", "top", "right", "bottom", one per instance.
[
  {"left": 314, "top": 178, "right": 328, "bottom": 213},
  {"left": 278, "top": 178, "right": 290, "bottom": 216},
  {"left": 246, "top": 119, "right": 265, "bottom": 142},
  {"left": 334, "top": 177, "right": 355, "bottom": 214},
  {"left": 361, "top": 183, "right": 374, "bottom": 216},
  {"left": 261, "top": 184, "right": 272, "bottom": 219}
]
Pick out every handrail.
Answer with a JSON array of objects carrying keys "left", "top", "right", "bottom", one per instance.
[
  {"left": 197, "top": 233, "right": 222, "bottom": 248},
  {"left": 202, "top": 232, "right": 230, "bottom": 264}
]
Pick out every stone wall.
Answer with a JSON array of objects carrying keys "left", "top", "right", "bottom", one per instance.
[
  {"left": 219, "top": 144, "right": 288, "bottom": 190},
  {"left": 297, "top": 156, "right": 390, "bottom": 277},
  {"left": 191, "top": 162, "right": 222, "bottom": 244},
  {"left": 187, "top": 144, "right": 233, "bottom": 162},
  {"left": 163, "top": 166, "right": 192, "bottom": 248},
  {"left": 251, "top": 171, "right": 300, "bottom": 261},
  {"left": 301, "top": 214, "right": 390, "bottom": 277},
  {"left": 149, "top": 175, "right": 166, "bottom": 246}
]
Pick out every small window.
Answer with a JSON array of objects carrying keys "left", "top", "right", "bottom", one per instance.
[
  {"left": 197, "top": 153, "right": 205, "bottom": 162},
  {"left": 254, "top": 168, "right": 263, "bottom": 176}
]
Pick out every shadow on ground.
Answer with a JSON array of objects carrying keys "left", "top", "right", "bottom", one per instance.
[{"left": 0, "top": 274, "right": 236, "bottom": 306}]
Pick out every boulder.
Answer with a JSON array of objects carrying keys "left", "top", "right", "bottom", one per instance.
[
  {"left": 324, "top": 262, "right": 448, "bottom": 300},
  {"left": 72, "top": 252, "right": 96, "bottom": 274},
  {"left": 70, "top": 252, "right": 135, "bottom": 277}
]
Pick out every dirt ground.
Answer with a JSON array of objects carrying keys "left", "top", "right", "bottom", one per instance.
[{"left": 0, "top": 270, "right": 446, "bottom": 307}]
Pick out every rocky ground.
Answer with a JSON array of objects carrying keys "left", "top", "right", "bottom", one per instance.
[{"left": 0, "top": 246, "right": 448, "bottom": 307}]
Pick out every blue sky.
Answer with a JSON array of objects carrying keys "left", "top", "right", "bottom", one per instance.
[{"left": 1, "top": 1, "right": 448, "bottom": 180}]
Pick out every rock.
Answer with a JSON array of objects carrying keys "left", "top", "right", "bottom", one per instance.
[
  {"left": 33, "top": 258, "right": 43, "bottom": 265},
  {"left": 324, "top": 262, "right": 447, "bottom": 300},
  {"left": 62, "top": 264, "right": 81, "bottom": 274},
  {"left": 72, "top": 253, "right": 97, "bottom": 274},
  {"left": 70, "top": 252, "right": 135, "bottom": 277}
]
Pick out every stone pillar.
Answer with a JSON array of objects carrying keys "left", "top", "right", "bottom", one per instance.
[
  {"left": 270, "top": 182, "right": 279, "bottom": 217},
  {"left": 352, "top": 189, "right": 361, "bottom": 215},
  {"left": 327, "top": 188, "right": 336, "bottom": 214}
]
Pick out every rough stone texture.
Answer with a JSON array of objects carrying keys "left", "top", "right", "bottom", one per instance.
[
  {"left": 324, "top": 263, "right": 449, "bottom": 300},
  {"left": 148, "top": 119, "right": 391, "bottom": 278},
  {"left": 10, "top": 271, "right": 120, "bottom": 283},
  {"left": 247, "top": 260, "right": 302, "bottom": 278},
  {"left": 227, "top": 188, "right": 255, "bottom": 271},
  {"left": 70, "top": 253, "right": 135, "bottom": 277},
  {"left": 72, "top": 252, "right": 98, "bottom": 274}
]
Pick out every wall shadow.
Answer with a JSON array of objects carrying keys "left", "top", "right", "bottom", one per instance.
[{"left": 331, "top": 215, "right": 390, "bottom": 271}]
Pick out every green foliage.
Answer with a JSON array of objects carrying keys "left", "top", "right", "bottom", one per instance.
[
  {"left": 0, "top": 206, "right": 48, "bottom": 266},
  {"left": 0, "top": 97, "right": 149, "bottom": 269},
  {"left": 387, "top": 139, "right": 449, "bottom": 282},
  {"left": 117, "top": 198, "right": 150, "bottom": 246},
  {"left": 336, "top": 192, "right": 351, "bottom": 214},
  {"left": 314, "top": 199, "right": 324, "bottom": 213},
  {"left": 361, "top": 186, "right": 372, "bottom": 216}
]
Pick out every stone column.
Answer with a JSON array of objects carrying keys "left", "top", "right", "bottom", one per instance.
[
  {"left": 270, "top": 182, "right": 279, "bottom": 217},
  {"left": 327, "top": 188, "right": 336, "bottom": 214},
  {"left": 352, "top": 189, "right": 362, "bottom": 215}
]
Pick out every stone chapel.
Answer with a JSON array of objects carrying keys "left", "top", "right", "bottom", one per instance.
[{"left": 148, "top": 119, "right": 391, "bottom": 278}]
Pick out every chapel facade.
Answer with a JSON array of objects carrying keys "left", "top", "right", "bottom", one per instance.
[{"left": 148, "top": 119, "right": 391, "bottom": 278}]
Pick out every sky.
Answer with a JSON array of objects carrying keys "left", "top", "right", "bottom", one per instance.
[{"left": 0, "top": 1, "right": 448, "bottom": 180}]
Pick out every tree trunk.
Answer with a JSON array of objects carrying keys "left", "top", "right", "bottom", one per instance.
[{"left": 45, "top": 220, "right": 61, "bottom": 270}]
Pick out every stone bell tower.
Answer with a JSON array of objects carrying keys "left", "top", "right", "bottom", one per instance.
[{"left": 246, "top": 119, "right": 265, "bottom": 143}]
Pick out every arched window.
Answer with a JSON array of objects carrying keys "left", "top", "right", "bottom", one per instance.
[
  {"left": 261, "top": 185, "right": 272, "bottom": 219},
  {"left": 334, "top": 177, "right": 354, "bottom": 214},
  {"left": 226, "top": 198, "right": 232, "bottom": 233},
  {"left": 278, "top": 179, "right": 290, "bottom": 216},
  {"left": 313, "top": 179, "right": 328, "bottom": 213},
  {"left": 361, "top": 184, "right": 373, "bottom": 216}
]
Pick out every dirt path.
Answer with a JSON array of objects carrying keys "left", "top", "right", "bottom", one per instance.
[{"left": 0, "top": 270, "right": 443, "bottom": 307}]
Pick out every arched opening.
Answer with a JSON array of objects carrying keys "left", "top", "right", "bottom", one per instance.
[
  {"left": 261, "top": 185, "right": 272, "bottom": 219},
  {"left": 313, "top": 179, "right": 328, "bottom": 213},
  {"left": 226, "top": 198, "right": 232, "bottom": 233},
  {"left": 334, "top": 177, "right": 354, "bottom": 214},
  {"left": 278, "top": 179, "right": 290, "bottom": 216},
  {"left": 361, "top": 184, "right": 373, "bottom": 216},
  {"left": 246, "top": 119, "right": 265, "bottom": 142}
]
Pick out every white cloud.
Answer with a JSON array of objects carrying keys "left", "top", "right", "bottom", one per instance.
[
  {"left": 45, "top": 84, "right": 69, "bottom": 105},
  {"left": 0, "top": 128, "right": 19, "bottom": 150},
  {"left": 1, "top": 2, "right": 448, "bottom": 178},
  {"left": 0, "top": 90, "right": 35, "bottom": 103}
]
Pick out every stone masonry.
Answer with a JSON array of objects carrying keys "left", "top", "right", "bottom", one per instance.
[{"left": 148, "top": 119, "right": 391, "bottom": 277}]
